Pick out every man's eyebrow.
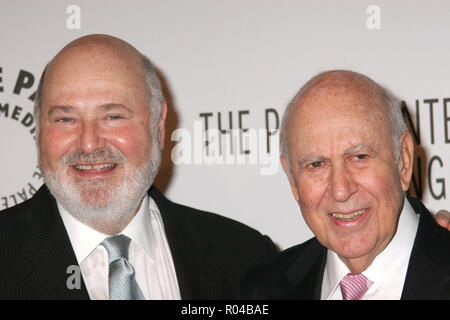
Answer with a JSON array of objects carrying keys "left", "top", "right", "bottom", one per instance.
[
  {"left": 298, "top": 155, "right": 325, "bottom": 165},
  {"left": 99, "top": 103, "right": 132, "bottom": 112},
  {"left": 343, "top": 143, "right": 372, "bottom": 155},
  {"left": 47, "top": 105, "right": 76, "bottom": 116},
  {"left": 296, "top": 144, "right": 373, "bottom": 164}
]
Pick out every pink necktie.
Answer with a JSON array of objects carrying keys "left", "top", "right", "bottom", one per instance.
[{"left": 339, "top": 273, "right": 372, "bottom": 300}]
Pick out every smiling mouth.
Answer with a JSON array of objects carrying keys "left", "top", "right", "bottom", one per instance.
[
  {"left": 331, "top": 209, "right": 365, "bottom": 221},
  {"left": 73, "top": 163, "right": 117, "bottom": 172}
]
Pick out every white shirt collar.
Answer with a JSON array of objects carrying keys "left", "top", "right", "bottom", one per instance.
[
  {"left": 58, "top": 194, "right": 155, "bottom": 264},
  {"left": 321, "top": 197, "right": 419, "bottom": 299}
]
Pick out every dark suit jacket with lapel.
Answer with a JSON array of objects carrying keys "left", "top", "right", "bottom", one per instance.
[
  {"left": 238, "top": 197, "right": 450, "bottom": 300},
  {"left": 0, "top": 185, "right": 277, "bottom": 299}
]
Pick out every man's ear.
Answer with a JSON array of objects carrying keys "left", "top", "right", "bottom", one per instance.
[
  {"left": 397, "top": 132, "right": 414, "bottom": 192},
  {"left": 281, "top": 155, "right": 300, "bottom": 202},
  {"left": 157, "top": 101, "right": 168, "bottom": 149}
]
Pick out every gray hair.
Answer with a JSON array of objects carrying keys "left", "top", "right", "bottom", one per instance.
[
  {"left": 33, "top": 53, "right": 164, "bottom": 143},
  {"left": 140, "top": 54, "right": 165, "bottom": 129},
  {"left": 279, "top": 71, "right": 408, "bottom": 181}
]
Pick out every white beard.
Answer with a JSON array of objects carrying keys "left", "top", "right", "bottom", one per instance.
[{"left": 42, "top": 140, "right": 161, "bottom": 235}]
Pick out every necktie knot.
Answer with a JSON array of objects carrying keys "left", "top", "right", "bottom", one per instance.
[
  {"left": 101, "top": 234, "right": 131, "bottom": 263},
  {"left": 340, "top": 273, "right": 372, "bottom": 300}
]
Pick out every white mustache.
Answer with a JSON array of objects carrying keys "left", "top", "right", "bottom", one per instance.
[{"left": 62, "top": 147, "right": 127, "bottom": 166}]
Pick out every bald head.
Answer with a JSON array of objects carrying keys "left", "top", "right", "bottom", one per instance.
[
  {"left": 54, "top": 34, "right": 141, "bottom": 58},
  {"left": 290, "top": 70, "right": 386, "bottom": 111},
  {"left": 51, "top": 34, "right": 143, "bottom": 65},
  {"left": 280, "top": 70, "right": 408, "bottom": 178},
  {"left": 34, "top": 34, "right": 164, "bottom": 140}
]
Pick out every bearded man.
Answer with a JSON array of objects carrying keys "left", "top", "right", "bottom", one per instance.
[{"left": 0, "top": 34, "right": 277, "bottom": 299}]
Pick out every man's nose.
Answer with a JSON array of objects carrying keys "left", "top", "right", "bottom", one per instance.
[
  {"left": 77, "top": 120, "right": 106, "bottom": 154},
  {"left": 328, "top": 164, "right": 358, "bottom": 202}
]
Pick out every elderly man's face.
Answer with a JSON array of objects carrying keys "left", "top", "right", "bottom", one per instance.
[
  {"left": 282, "top": 81, "right": 413, "bottom": 272},
  {"left": 38, "top": 40, "right": 165, "bottom": 233}
]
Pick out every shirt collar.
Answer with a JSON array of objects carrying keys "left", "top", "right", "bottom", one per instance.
[
  {"left": 121, "top": 195, "right": 155, "bottom": 260},
  {"left": 58, "top": 194, "right": 155, "bottom": 264},
  {"left": 321, "top": 197, "right": 419, "bottom": 299},
  {"left": 322, "top": 248, "right": 349, "bottom": 299}
]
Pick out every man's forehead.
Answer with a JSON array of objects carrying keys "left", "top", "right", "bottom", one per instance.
[
  {"left": 297, "top": 141, "right": 374, "bottom": 157},
  {"left": 46, "top": 103, "right": 132, "bottom": 114},
  {"left": 290, "top": 100, "right": 386, "bottom": 140},
  {"left": 290, "top": 75, "right": 387, "bottom": 131},
  {"left": 287, "top": 76, "right": 390, "bottom": 154}
]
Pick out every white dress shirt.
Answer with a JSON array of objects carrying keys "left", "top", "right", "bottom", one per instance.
[
  {"left": 321, "top": 198, "right": 419, "bottom": 300},
  {"left": 58, "top": 194, "right": 181, "bottom": 300}
]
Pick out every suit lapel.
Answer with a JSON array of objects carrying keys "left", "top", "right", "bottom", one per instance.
[
  {"left": 22, "top": 185, "right": 224, "bottom": 299},
  {"left": 20, "top": 186, "right": 89, "bottom": 299},
  {"left": 401, "top": 197, "right": 450, "bottom": 299},
  {"left": 149, "top": 187, "right": 223, "bottom": 299},
  {"left": 286, "top": 239, "right": 327, "bottom": 299}
]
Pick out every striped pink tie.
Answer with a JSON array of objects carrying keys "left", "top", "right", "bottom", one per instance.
[{"left": 339, "top": 273, "right": 372, "bottom": 300}]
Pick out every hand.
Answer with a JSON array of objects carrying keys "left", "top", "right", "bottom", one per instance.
[{"left": 435, "top": 210, "right": 450, "bottom": 231}]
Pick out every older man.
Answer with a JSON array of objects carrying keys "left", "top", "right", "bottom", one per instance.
[
  {"left": 239, "top": 70, "right": 450, "bottom": 299},
  {"left": 0, "top": 34, "right": 277, "bottom": 299}
]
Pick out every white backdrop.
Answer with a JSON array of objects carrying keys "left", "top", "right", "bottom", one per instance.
[{"left": 1, "top": 0, "right": 449, "bottom": 250}]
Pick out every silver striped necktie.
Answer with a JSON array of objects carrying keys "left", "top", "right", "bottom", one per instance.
[{"left": 101, "top": 234, "right": 145, "bottom": 300}]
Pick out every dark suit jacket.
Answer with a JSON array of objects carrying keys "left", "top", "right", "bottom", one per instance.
[
  {"left": 238, "top": 197, "right": 450, "bottom": 300},
  {"left": 0, "top": 185, "right": 277, "bottom": 299}
]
